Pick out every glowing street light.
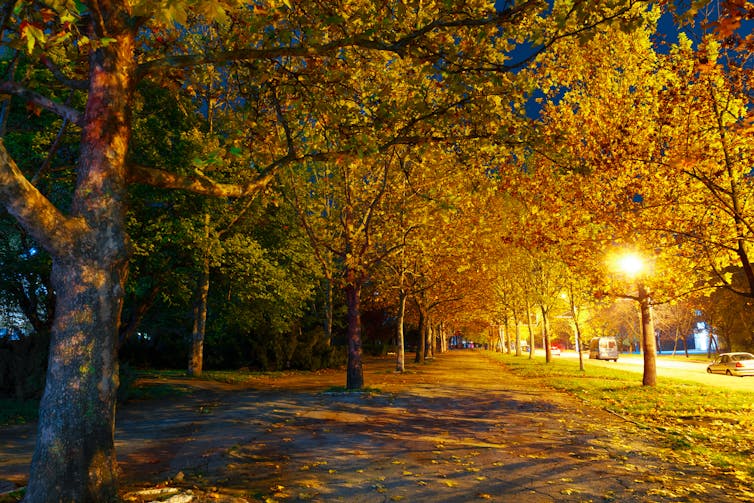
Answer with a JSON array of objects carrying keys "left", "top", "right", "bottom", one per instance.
[
  {"left": 618, "top": 253, "right": 644, "bottom": 277},
  {"left": 616, "top": 251, "right": 657, "bottom": 386}
]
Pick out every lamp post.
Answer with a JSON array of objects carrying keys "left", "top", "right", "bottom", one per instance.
[{"left": 618, "top": 253, "right": 657, "bottom": 387}]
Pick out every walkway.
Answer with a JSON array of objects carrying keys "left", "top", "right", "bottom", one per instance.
[{"left": 0, "top": 351, "right": 738, "bottom": 502}]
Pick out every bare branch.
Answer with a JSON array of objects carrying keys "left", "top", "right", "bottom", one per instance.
[
  {"left": 0, "top": 81, "right": 83, "bottom": 125},
  {"left": 127, "top": 164, "right": 276, "bottom": 198}
]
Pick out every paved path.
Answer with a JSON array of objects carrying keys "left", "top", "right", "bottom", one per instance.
[{"left": 0, "top": 351, "right": 740, "bottom": 502}]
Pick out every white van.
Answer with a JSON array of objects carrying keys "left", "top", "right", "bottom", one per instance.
[{"left": 589, "top": 337, "right": 619, "bottom": 361}]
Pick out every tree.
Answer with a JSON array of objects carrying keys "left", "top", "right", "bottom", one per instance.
[
  {"left": 654, "top": 298, "right": 698, "bottom": 355},
  {"left": 0, "top": 1, "right": 649, "bottom": 498}
]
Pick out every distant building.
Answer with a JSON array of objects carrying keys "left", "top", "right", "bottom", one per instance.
[{"left": 693, "top": 322, "right": 717, "bottom": 352}]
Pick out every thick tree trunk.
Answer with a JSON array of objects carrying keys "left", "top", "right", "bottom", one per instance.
[
  {"left": 639, "top": 284, "right": 657, "bottom": 386},
  {"left": 345, "top": 276, "right": 363, "bottom": 389},
  {"left": 26, "top": 257, "right": 127, "bottom": 502},
  {"left": 22, "top": 12, "right": 136, "bottom": 501}
]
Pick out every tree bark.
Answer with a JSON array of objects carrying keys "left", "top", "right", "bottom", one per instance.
[
  {"left": 26, "top": 255, "right": 127, "bottom": 502},
  {"left": 568, "top": 291, "right": 585, "bottom": 371},
  {"left": 415, "top": 302, "right": 426, "bottom": 364},
  {"left": 513, "top": 309, "right": 521, "bottom": 356},
  {"left": 639, "top": 283, "right": 657, "bottom": 386},
  {"left": 345, "top": 273, "right": 363, "bottom": 389},
  {"left": 21, "top": 15, "right": 136, "bottom": 500},
  {"left": 541, "top": 305, "right": 551, "bottom": 363},
  {"left": 425, "top": 316, "right": 433, "bottom": 360},
  {"left": 525, "top": 299, "right": 535, "bottom": 360},
  {"left": 189, "top": 213, "right": 211, "bottom": 377},
  {"left": 395, "top": 289, "right": 407, "bottom": 372},
  {"left": 325, "top": 277, "right": 333, "bottom": 346}
]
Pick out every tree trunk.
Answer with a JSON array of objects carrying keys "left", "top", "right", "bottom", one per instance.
[
  {"left": 189, "top": 213, "right": 211, "bottom": 377},
  {"left": 20, "top": 13, "right": 137, "bottom": 501},
  {"left": 189, "top": 252, "right": 210, "bottom": 376},
  {"left": 525, "top": 299, "right": 535, "bottom": 360},
  {"left": 425, "top": 316, "right": 433, "bottom": 359},
  {"left": 569, "top": 294, "right": 585, "bottom": 372},
  {"left": 325, "top": 276, "right": 333, "bottom": 346},
  {"left": 26, "top": 257, "right": 127, "bottom": 502},
  {"left": 395, "top": 289, "right": 407, "bottom": 372},
  {"left": 541, "top": 305, "right": 551, "bottom": 363},
  {"left": 415, "top": 303, "right": 426, "bottom": 364},
  {"left": 672, "top": 327, "right": 679, "bottom": 356},
  {"left": 439, "top": 323, "right": 447, "bottom": 353},
  {"left": 639, "top": 283, "right": 657, "bottom": 386},
  {"left": 345, "top": 275, "right": 363, "bottom": 389},
  {"left": 503, "top": 318, "right": 511, "bottom": 354}
]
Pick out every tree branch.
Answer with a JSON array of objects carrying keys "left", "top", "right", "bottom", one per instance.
[
  {"left": 135, "top": 1, "right": 542, "bottom": 78},
  {"left": 127, "top": 164, "right": 276, "bottom": 198},
  {"left": 0, "top": 81, "right": 83, "bottom": 125},
  {"left": 0, "top": 139, "right": 87, "bottom": 256},
  {"left": 40, "top": 55, "right": 89, "bottom": 90}
]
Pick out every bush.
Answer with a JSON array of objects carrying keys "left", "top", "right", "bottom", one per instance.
[{"left": 0, "top": 330, "right": 49, "bottom": 399}]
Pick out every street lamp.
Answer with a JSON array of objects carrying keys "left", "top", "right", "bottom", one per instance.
[{"left": 617, "top": 252, "right": 657, "bottom": 386}]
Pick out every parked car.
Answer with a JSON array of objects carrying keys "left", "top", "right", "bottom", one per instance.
[
  {"left": 707, "top": 352, "right": 754, "bottom": 377},
  {"left": 549, "top": 346, "right": 561, "bottom": 356},
  {"left": 589, "top": 336, "right": 619, "bottom": 361}
]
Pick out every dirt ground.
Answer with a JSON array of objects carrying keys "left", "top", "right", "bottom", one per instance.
[{"left": 0, "top": 350, "right": 742, "bottom": 502}]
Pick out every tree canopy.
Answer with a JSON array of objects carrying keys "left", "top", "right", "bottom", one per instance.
[{"left": 5, "top": 0, "right": 754, "bottom": 500}]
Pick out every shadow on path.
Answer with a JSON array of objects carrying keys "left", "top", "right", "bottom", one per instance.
[{"left": 0, "top": 351, "right": 736, "bottom": 502}]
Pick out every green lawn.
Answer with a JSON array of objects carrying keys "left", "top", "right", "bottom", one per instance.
[{"left": 487, "top": 351, "right": 754, "bottom": 494}]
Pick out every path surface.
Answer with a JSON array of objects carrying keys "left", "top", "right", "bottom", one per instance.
[{"left": 0, "top": 351, "right": 739, "bottom": 502}]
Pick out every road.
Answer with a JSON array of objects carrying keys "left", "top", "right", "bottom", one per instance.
[{"left": 557, "top": 350, "right": 754, "bottom": 391}]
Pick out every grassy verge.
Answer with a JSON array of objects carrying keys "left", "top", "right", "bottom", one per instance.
[
  {"left": 134, "top": 368, "right": 287, "bottom": 385},
  {"left": 486, "top": 352, "right": 754, "bottom": 493}
]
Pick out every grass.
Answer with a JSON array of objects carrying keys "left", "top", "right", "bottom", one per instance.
[
  {"left": 135, "top": 368, "right": 286, "bottom": 385},
  {"left": 0, "top": 368, "right": 285, "bottom": 426},
  {"left": 487, "top": 352, "right": 754, "bottom": 491}
]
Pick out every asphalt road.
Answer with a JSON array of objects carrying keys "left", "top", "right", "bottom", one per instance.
[{"left": 557, "top": 350, "right": 754, "bottom": 391}]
